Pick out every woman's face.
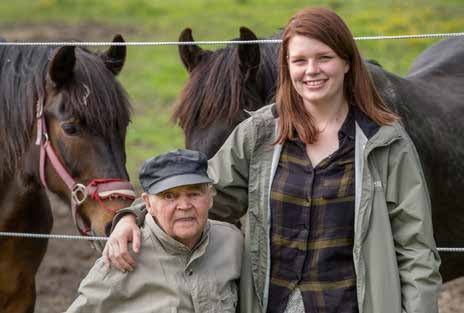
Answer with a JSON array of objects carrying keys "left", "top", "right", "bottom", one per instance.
[{"left": 287, "top": 35, "right": 349, "bottom": 108}]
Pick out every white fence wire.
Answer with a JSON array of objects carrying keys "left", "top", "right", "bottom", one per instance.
[
  {"left": 1, "top": 31, "right": 464, "bottom": 254},
  {"left": 0, "top": 232, "right": 463, "bottom": 253},
  {"left": 0, "top": 32, "right": 462, "bottom": 46}
]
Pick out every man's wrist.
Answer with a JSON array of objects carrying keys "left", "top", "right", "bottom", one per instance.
[
  {"left": 107, "top": 198, "right": 148, "bottom": 235},
  {"left": 108, "top": 208, "right": 136, "bottom": 235}
]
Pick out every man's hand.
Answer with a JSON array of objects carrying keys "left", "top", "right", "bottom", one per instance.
[{"left": 103, "top": 214, "right": 141, "bottom": 272}]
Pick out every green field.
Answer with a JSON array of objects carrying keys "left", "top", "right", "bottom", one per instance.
[{"left": 1, "top": 0, "right": 462, "bottom": 191}]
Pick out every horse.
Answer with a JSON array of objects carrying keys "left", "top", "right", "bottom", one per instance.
[
  {"left": 173, "top": 27, "right": 279, "bottom": 159},
  {"left": 0, "top": 35, "right": 136, "bottom": 313},
  {"left": 173, "top": 27, "right": 464, "bottom": 282}
]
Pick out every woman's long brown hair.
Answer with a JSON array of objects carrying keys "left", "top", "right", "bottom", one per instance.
[{"left": 275, "top": 7, "right": 398, "bottom": 144}]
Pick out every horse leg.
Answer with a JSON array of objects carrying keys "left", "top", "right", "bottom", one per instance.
[
  {"left": 431, "top": 191, "right": 464, "bottom": 282},
  {"left": 0, "top": 182, "right": 53, "bottom": 313},
  {"left": 0, "top": 236, "right": 49, "bottom": 313}
]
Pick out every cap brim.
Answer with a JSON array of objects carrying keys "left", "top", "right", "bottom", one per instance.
[{"left": 147, "top": 173, "right": 213, "bottom": 195}]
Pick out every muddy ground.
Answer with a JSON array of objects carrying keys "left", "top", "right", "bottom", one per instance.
[{"left": 2, "top": 23, "right": 463, "bottom": 313}]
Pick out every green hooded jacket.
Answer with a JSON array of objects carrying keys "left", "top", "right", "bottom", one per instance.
[{"left": 207, "top": 104, "right": 441, "bottom": 313}]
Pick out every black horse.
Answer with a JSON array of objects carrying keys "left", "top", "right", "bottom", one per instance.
[
  {"left": 173, "top": 27, "right": 279, "bottom": 158},
  {"left": 0, "top": 36, "right": 136, "bottom": 313},
  {"left": 174, "top": 28, "right": 464, "bottom": 282}
]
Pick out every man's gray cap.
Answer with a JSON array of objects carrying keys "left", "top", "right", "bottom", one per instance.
[{"left": 139, "top": 149, "right": 212, "bottom": 195}]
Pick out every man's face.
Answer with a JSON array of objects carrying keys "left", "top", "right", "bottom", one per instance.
[{"left": 142, "top": 184, "right": 212, "bottom": 249}]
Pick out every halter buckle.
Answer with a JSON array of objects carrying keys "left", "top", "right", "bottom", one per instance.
[
  {"left": 72, "top": 183, "right": 88, "bottom": 206},
  {"left": 43, "top": 133, "right": 49, "bottom": 144}
]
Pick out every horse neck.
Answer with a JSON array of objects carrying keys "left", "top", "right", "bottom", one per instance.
[
  {"left": 0, "top": 46, "right": 48, "bottom": 183},
  {"left": 367, "top": 63, "right": 406, "bottom": 116},
  {"left": 370, "top": 63, "right": 443, "bottom": 177}
]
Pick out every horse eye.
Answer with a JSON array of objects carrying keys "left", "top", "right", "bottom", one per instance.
[{"left": 62, "top": 123, "right": 81, "bottom": 136}]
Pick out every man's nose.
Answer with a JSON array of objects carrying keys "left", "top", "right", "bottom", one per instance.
[{"left": 176, "top": 196, "right": 193, "bottom": 210}]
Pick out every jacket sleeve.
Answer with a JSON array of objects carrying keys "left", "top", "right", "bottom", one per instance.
[
  {"left": 208, "top": 117, "right": 255, "bottom": 224},
  {"left": 109, "top": 197, "right": 148, "bottom": 233},
  {"left": 385, "top": 134, "right": 442, "bottom": 313},
  {"left": 65, "top": 259, "right": 126, "bottom": 313}
]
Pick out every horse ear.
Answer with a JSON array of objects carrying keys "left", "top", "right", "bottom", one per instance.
[
  {"left": 101, "top": 34, "right": 126, "bottom": 76},
  {"left": 178, "top": 28, "right": 204, "bottom": 72},
  {"left": 49, "top": 46, "right": 76, "bottom": 87},
  {"left": 238, "top": 27, "right": 260, "bottom": 77}
]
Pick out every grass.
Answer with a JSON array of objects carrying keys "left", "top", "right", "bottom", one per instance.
[{"left": 0, "top": 0, "right": 462, "bottom": 190}]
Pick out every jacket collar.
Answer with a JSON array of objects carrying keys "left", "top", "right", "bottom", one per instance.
[{"left": 352, "top": 106, "right": 379, "bottom": 139}]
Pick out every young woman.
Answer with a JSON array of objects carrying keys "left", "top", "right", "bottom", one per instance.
[{"left": 105, "top": 7, "right": 441, "bottom": 313}]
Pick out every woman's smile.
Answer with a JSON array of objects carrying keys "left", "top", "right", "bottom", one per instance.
[{"left": 303, "top": 78, "right": 328, "bottom": 89}]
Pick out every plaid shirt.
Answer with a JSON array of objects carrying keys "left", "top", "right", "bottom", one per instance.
[{"left": 268, "top": 107, "right": 358, "bottom": 313}]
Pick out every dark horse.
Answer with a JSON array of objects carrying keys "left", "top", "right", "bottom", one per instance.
[
  {"left": 173, "top": 28, "right": 464, "bottom": 282},
  {"left": 0, "top": 36, "right": 136, "bottom": 313}
]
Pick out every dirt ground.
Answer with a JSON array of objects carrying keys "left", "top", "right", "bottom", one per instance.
[{"left": 3, "top": 23, "right": 463, "bottom": 313}]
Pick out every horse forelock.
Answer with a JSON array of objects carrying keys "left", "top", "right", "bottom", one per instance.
[
  {"left": 0, "top": 44, "right": 131, "bottom": 181},
  {"left": 174, "top": 39, "right": 279, "bottom": 135},
  {"left": 63, "top": 49, "right": 131, "bottom": 139},
  {"left": 174, "top": 46, "right": 242, "bottom": 134}
]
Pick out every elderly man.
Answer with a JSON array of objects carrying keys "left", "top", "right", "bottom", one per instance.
[{"left": 66, "top": 149, "right": 243, "bottom": 313}]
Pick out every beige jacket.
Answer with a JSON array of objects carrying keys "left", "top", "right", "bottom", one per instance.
[{"left": 66, "top": 214, "right": 243, "bottom": 313}]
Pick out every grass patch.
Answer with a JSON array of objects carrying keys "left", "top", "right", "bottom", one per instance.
[{"left": 1, "top": 0, "right": 462, "bottom": 186}]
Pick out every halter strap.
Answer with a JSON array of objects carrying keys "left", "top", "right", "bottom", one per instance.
[{"left": 35, "top": 97, "right": 135, "bottom": 235}]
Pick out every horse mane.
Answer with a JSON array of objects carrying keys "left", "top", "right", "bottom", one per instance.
[
  {"left": 0, "top": 43, "right": 131, "bottom": 180},
  {"left": 173, "top": 35, "right": 279, "bottom": 135},
  {"left": 366, "top": 59, "right": 383, "bottom": 68},
  {"left": 258, "top": 36, "right": 280, "bottom": 104}
]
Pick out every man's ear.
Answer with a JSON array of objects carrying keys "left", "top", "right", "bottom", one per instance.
[{"left": 142, "top": 192, "right": 151, "bottom": 208}]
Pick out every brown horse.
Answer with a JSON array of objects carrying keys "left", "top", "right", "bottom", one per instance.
[
  {"left": 0, "top": 36, "right": 136, "bottom": 313},
  {"left": 173, "top": 28, "right": 464, "bottom": 282}
]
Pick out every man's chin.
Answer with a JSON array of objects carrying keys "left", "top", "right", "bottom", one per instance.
[
  {"left": 174, "top": 229, "right": 202, "bottom": 247},
  {"left": 174, "top": 224, "right": 199, "bottom": 236}
]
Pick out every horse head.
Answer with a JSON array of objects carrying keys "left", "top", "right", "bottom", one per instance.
[
  {"left": 173, "top": 27, "right": 278, "bottom": 158},
  {"left": 27, "top": 35, "right": 135, "bottom": 238}
]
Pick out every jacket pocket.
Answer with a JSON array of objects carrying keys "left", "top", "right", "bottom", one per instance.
[{"left": 198, "top": 282, "right": 238, "bottom": 313}]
